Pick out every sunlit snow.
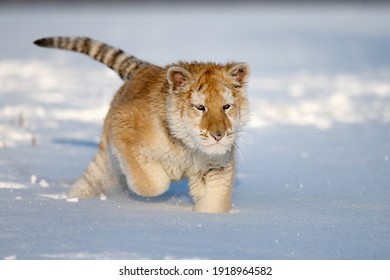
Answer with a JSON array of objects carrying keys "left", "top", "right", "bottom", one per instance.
[{"left": 0, "top": 3, "right": 389, "bottom": 260}]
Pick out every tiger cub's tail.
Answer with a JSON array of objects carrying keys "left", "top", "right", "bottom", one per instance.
[{"left": 34, "top": 36, "right": 149, "bottom": 81}]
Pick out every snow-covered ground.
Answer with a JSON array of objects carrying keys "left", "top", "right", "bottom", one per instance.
[{"left": 1, "top": 3, "right": 390, "bottom": 259}]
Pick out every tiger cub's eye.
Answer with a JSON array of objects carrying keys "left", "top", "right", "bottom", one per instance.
[
  {"left": 222, "top": 104, "right": 231, "bottom": 111},
  {"left": 195, "top": 104, "right": 206, "bottom": 112}
]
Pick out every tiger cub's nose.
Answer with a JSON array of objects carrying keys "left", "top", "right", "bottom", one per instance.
[{"left": 210, "top": 131, "right": 224, "bottom": 142}]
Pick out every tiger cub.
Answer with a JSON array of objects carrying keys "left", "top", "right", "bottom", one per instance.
[{"left": 34, "top": 36, "right": 250, "bottom": 213}]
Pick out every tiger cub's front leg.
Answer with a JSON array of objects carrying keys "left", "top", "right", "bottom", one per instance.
[
  {"left": 189, "top": 163, "right": 235, "bottom": 213},
  {"left": 110, "top": 136, "right": 171, "bottom": 198}
]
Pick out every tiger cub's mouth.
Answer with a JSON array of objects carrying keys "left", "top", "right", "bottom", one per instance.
[{"left": 199, "top": 131, "right": 235, "bottom": 155}]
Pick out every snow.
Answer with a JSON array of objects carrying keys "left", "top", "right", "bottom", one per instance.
[{"left": 1, "top": 3, "right": 390, "bottom": 260}]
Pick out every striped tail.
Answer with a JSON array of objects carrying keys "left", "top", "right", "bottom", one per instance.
[{"left": 34, "top": 36, "right": 149, "bottom": 80}]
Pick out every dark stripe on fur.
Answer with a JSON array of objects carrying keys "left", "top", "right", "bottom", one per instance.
[{"left": 34, "top": 36, "right": 148, "bottom": 81}]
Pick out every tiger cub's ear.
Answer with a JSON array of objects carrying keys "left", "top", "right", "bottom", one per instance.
[
  {"left": 167, "top": 66, "right": 193, "bottom": 93},
  {"left": 228, "top": 63, "right": 250, "bottom": 86}
]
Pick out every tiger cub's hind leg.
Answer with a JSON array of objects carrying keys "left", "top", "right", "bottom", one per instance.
[{"left": 68, "top": 148, "right": 117, "bottom": 198}]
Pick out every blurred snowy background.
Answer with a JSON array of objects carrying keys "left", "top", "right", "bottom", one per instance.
[{"left": 0, "top": 0, "right": 390, "bottom": 259}]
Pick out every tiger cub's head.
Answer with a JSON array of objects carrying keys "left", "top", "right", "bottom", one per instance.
[{"left": 166, "top": 62, "right": 250, "bottom": 156}]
